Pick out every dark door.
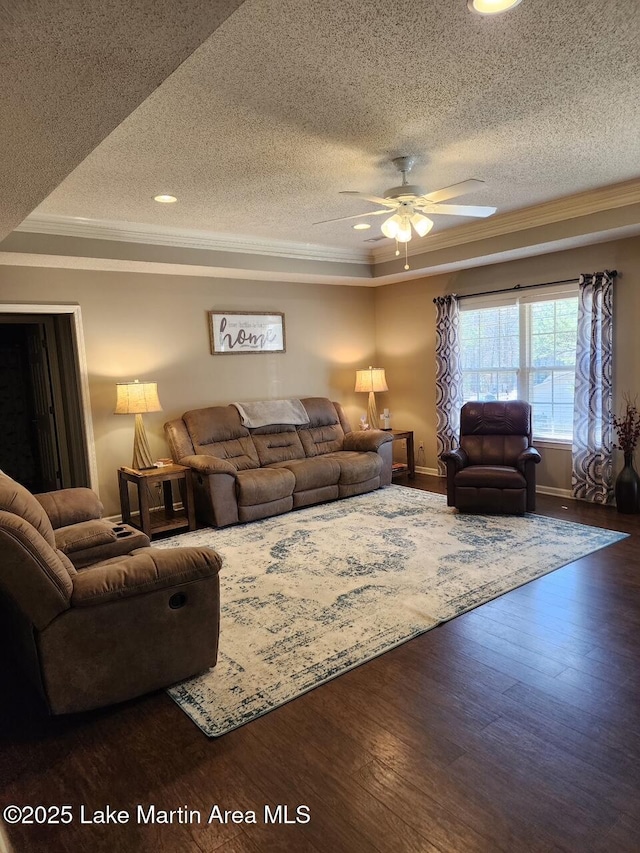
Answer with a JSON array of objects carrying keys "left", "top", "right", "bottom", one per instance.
[
  {"left": 25, "top": 324, "right": 63, "bottom": 491},
  {"left": 0, "top": 311, "right": 91, "bottom": 492},
  {"left": 0, "top": 323, "right": 60, "bottom": 491}
]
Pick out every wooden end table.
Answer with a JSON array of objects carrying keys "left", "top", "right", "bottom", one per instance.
[
  {"left": 118, "top": 464, "right": 196, "bottom": 539},
  {"left": 383, "top": 429, "right": 416, "bottom": 479}
]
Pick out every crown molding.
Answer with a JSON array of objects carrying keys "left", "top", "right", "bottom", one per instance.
[
  {"left": 372, "top": 177, "right": 640, "bottom": 263},
  {"left": 16, "top": 177, "right": 640, "bottom": 271},
  {"left": 0, "top": 252, "right": 376, "bottom": 286},
  {"left": 16, "top": 214, "right": 371, "bottom": 266}
]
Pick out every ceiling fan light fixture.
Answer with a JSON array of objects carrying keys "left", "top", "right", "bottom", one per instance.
[
  {"left": 467, "top": 0, "right": 523, "bottom": 15},
  {"left": 395, "top": 218, "right": 412, "bottom": 243},
  {"left": 381, "top": 213, "right": 402, "bottom": 239},
  {"left": 410, "top": 213, "right": 433, "bottom": 237}
]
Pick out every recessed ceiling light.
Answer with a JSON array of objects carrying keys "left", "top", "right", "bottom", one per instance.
[
  {"left": 467, "top": 0, "right": 522, "bottom": 15},
  {"left": 153, "top": 194, "right": 177, "bottom": 203},
  {"left": 353, "top": 222, "right": 371, "bottom": 230}
]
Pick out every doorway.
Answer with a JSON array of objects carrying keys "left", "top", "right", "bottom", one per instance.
[{"left": 0, "top": 309, "right": 94, "bottom": 491}]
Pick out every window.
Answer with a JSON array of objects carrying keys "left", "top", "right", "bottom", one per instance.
[{"left": 459, "top": 287, "right": 579, "bottom": 441}]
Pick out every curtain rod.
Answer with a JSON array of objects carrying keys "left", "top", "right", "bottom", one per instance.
[{"left": 433, "top": 270, "right": 617, "bottom": 303}]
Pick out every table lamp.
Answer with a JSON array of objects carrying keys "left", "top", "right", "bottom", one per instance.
[
  {"left": 115, "top": 380, "right": 162, "bottom": 470},
  {"left": 355, "top": 366, "right": 388, "bottom": 429}
]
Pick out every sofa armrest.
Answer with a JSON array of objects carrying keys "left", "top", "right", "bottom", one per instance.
[
  {"left": 36, "top": 488, "right": 104, "bottom": 529},
  {"left": 517, "top": 447, "right": 542, "bottom": 473},
  {"left": 179, "top": 454, "right": 237, "bottom": 476},
  {"left": 71, "top": 546, "right": 222, "bottom": 607},
  {"left": 440, "top": 447, "right": 469, "bottom": 471},
  {"left": 55, "top": 519, "right": 117, "bottom": 554},
  {"left": 343, "top": 430, "right": 394, "bottom": 452}
]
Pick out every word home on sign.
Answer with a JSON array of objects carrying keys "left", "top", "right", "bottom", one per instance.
[{"left": 209, "top": 311, "right": 285, "bottom": 354}]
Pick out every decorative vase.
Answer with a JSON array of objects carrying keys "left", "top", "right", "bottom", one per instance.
[{"left": 615, "top": 453, "right": 640, "bottom": 513}]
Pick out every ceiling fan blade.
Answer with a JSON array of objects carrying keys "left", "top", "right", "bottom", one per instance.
[
  {"left": 417, "top": 203, "right": 497, "bottom": 218},
  {"left": 421, "top": 179, "right": 485, "bottom": 204},
  {"left": 339, "top": 191, "right": 397, "bottom": 207},
  {"left": 312, "top": 209, "right": 391, "bottom": 225}
]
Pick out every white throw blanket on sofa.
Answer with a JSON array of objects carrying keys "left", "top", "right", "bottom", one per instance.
[{"left": 232, "top": 398, "right": 309, "bottom": 428}]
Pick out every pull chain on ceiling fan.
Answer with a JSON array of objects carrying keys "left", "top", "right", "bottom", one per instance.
[{"left": 314, "top": 156, "right": 498, "bottom": 270}]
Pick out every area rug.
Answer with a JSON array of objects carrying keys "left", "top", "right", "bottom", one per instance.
[{"left": 154, "top": 487, "right": 626, "bottom": 737}]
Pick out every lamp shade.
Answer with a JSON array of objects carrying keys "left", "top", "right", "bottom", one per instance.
[
  {"left": 115, "top": 380, "right": 162, "bottom": 414},
  {"left": 354, "top": 367, "right": 388, "bottom": 393}
]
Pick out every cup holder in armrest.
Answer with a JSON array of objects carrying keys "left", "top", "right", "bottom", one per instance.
[{"left": 116, "top": 530, "right": 134, "bottom": 538}]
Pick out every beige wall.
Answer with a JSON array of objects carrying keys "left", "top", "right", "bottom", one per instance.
[
  {"left": 1, "top": 232, "right": 638, "bottom": 513},
  {"left": 0, "top": 266, "right": 376, "bottom": 514},
  {"left": 374, "top": 235, "right": 640, "bottom": 493}
]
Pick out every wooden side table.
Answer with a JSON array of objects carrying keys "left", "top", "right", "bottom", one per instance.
[
  {"left": 383, "top": 429, "right": 416, "bottom": 479},
  {"left": 118, "top": 464, "right": 196, "bottom": 539}
]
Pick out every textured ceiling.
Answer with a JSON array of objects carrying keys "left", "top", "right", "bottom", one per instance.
[
  {"left": 22, "top": 0, "right": 640, "bottom": 255},
  {"left": 0, "top": 0, "right": 245, "bottom": 241}
]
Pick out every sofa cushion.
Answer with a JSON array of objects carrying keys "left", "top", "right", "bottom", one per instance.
[
  {"left": 460, "top": 434, "right": 529, "bottom": 468},
  {"left": 35, "top": 488, "right": 103, "bottom": 529},
  {"left": 251, "top": 424, "right": 306, "bottom": 466},
  {"left": 269, "top": 456, "right": 341, "bottom": 492},
  {"left": 324, "top": 451, "right": 382, "bottom": 485},
  {"left": 455, "top": 465, "right": 526, "bottom": 489},
  {"left": 0, "top": 471, "right": 55, "bottom": 547},
  {"left": 298, "top": 398, "right": 345, "bottom": 457},
  {"left": 59, "top": 522, "right": 150, "bottom": 570},
  {"left": 238, "top": 497, "right": 293, "bottom": 523},
  {"left": 55, "top": 520, "right": 117, "bottom": 554},
  {"left": 460, "top": 400, "right": 531, "bottom": 437},
  {"left": 235, "top": 468, "right": 295, "bottom": 507},
  {"left": 183, "top": 406, "right": 259, "bottom": 470}
]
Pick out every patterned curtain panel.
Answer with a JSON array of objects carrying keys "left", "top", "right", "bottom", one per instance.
[
  {"left": 571, "top": 271, "right": 614, "bottom": 503},
  {"left": 434, "top": 295, "right": 463, "bottom": 475}
]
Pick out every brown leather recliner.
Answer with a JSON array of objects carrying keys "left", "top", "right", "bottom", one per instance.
[
  {"left": 0, "top": 471, "right": 222, "bottom": 714},
  {"left": 441, "top": 401, "right": 541, "bottom": 513}
]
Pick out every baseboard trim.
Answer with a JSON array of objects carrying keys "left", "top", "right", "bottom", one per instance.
[
  {"left": 536, "top": 486, "right": 574, "bottom": 499},
  {"left": 415, "top": 466, "right": 442, "bottom": 477},
  {"left": 104, "top": 503, "right": 184, "bottom": 526}
]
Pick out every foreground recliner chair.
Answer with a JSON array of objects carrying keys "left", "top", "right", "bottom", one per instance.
[
  {"left": 441, "top": 400, "right": 541, "bottom": 513},
  {"left": 0, "top": 471, "right": 221, "bottom": 714}
]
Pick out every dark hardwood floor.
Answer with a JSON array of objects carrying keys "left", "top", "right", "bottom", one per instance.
[{"left": 1, "top": 476, "right": 639, "bottom": 852}]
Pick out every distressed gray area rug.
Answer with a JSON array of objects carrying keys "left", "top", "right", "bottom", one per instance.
[{"left": 155, "top": 487, "right": 626, "bottom": 737}]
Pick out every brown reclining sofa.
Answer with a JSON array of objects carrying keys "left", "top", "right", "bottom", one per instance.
[
  {"left": 0, "top": 471, "right": 221, "bottom": 714},
  {"left": 165, "top": 397, "right": 394, "bottom": 528}
]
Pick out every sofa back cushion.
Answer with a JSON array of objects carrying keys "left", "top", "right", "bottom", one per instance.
[
  {"left": 0, "top": 471, "right": 55, "bottom": 547},
  {"left": 0, "top": 511, "right": 72, "bottom": 630},
  {"left": 250, "top": 424, "right": 306, "bottom": 466},
  {"left": 298, "top": 398, "right": 345, "bottom": 457},
  {"left": 460, "top": 401, "right": 532, "bottom": 467},
  {"left": 183, "top": 406, "right": 259, "bottom": 471},
  {"left": 460, "top": 400, "right": 532, "bottom": 437},
  {"left": 460, "top": 434, "right": 529, "bottom": 467},
  {"left": 164, "top": 418, "right": 196, "bottom": 461}
]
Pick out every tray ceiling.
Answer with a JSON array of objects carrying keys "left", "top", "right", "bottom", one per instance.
[{"left": 10, "top": 0, "right": 640, "bottom": 278}]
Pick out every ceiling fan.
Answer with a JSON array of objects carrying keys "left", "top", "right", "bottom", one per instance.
[{"left": 314, "top": 156, "right": 497, "bottom": 269}]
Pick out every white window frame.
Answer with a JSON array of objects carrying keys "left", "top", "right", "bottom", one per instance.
[{"left": 459, "top": 282, "right": 579, "bottom": 447}]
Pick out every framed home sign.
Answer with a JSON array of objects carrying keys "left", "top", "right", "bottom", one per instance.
[{"left": 208, "top": 311, "right": 286, "bottom": 355}]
